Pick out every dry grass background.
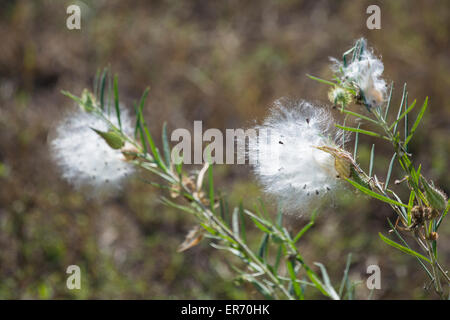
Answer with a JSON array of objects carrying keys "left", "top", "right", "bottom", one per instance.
[{"left": 0, "top": 0, "right": 449, "bottom": 299}]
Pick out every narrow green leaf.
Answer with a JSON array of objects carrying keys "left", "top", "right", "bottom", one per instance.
[
  {"left": 143, "top": 125, "right": 167, "bottom": 171},
  {"left": 404, "top": 95, "right": 409, "bottom": 152},
  {"left": 314, "top": 263, "right": 340, "bottom": 300},
  {"left": 338, "top": 253, "right": 352, "bottom": 298},
  {"left": 336, "top": 124, "right": 382, "bottom": 138},
  {"left": 405, "top": 97, "right": 428, "bottom": 145},
  {"left": 387, "top": 219, "right": 433, "bottom": 279},
  {"left": 274, "top": 245, "right": 282, "bottom": 272},
  {"left": 251, "top": 217, "right": 272, "bottom": 234},
  {"left": 133, "top": 102, "right": 147, "bottom": 153},
  {"left": 389, "top": 99, "right": 416, "bottom": 131},
  {"left": 345, "top": 178, "right": 409, "bottom": 208},
  {"left": 232, "top": 208, "right": 240, "bottom": 238},
  {"left": 248, "top": 277, "right": 273, "bottom": 300},
  {"left": 99, "top": 68, "right": 108, "bottom": 111},
  {"left": 436, "top": 201, "right": 450, "bottom": 230},
  {"left": 286, "top": 258, "right": 304, "bottom": 300},
  {"left": 378, "top": 233, "right": 431, "bottom": 263},
  {"left": 340, "top": 109, "right": 378, "bottom": 125},
  {"left": 208, "top": 157, "right": 215, "bottom": 213},
  {"left": 353, "top": 123, "right": 360, "bottom": 159},
  {"left": 369, "top": 144, "right": 375, "bottom": 177},
  {"left": 238, "top": 202, "right": 247, "bottom": 243},
  {"left": 407, "top": 191, "right": 415, "bottom": 225},
  {"left": 113, "top": 75, "right": 122, "bottom": 130},
  {"left": 61, "top": 90, "right": 83, "bottom": 105},
  {"left": 393, "top": 84, "right": 407, "bottom": 134},
  {"left": 293, "top": 221, "right": 314, "bottom": 244},
  {"left": 306, "top": 74, "right": 336, "bottom": 86},
  {"left": 384, "top": 154, "right": 396, "bottom": 190},
  {"left": 258, "top": 234, "right": 269, "bottom": 260},
  {"left": 384, "top": 82, "right": 394, "bottom": 119},
  {"left": 162, "top": 122, "right": 171, "bottom": 168}
]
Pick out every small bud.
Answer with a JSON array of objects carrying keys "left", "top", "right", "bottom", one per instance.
[
  {"left": 428, "top": 232, "right": 438, "bottom": 241},
  {"left": 80, "top": 89, "right": 97, "bottom": 112}
]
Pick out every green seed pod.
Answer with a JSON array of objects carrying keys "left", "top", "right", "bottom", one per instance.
[
  {"left": 91, "top": 128, "right": 125, "bottom": 150},
  {"left": 421, "top": 177, "right": 447, "bottom": 212}
]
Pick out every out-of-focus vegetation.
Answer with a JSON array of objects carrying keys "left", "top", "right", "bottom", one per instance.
[{"left": 0, "top": 0, "right": 448, "bottom": 299}]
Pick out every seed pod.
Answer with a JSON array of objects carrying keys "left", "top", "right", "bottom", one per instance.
[
  {"left": 91, "top": 128, "right": 125, "bottom": 150},
  {"left": 421, "top": 177, "right": 448, "bottom": 212}
]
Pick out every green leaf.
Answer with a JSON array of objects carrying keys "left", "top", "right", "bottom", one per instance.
[
  {"left": 345, "top": 178, "right": 409, "bottom": 208},
  {"left": 257, "top": 234, "right": 269, "bottom": 260},
  {"left": 162, "top": 122, "right": 171, "bottom": 168},
  {"left": 232, "top": 208, "right": 240, "bottom": 238},
  {"left": 238, "top": 202, "right": 247, "bottom": 243},
  {"left": 405, "top": 97, "right": 428, "bottom": 145},
  {"left": 99, "top": 68, "right": 108, "bottom": 111},
  {"left": 393, "top": 83, "right": 407, "bottom": 134},
  {"left": 207, "top": 155, "right": 215, "bottom": 213},
  {"left": 314, "top": 263, "right": 340, "bottom": 300},
  {"left": 386, "top": 219, "right": 433, "bottom": 280},
  {"left": 61, "top": 90, "right": 83, "bottom": 105},
  {"left": 286, "top": 258, "right": 304, "bottom": 300},
  {"left": 250, "top": 217, "right": 272, "bottom": 234},
  {"left": 353, "top": 123, "right": 361, "bottom": 159},
  {"left": 91, "top": 128, "right": 124, "bottom": 149},
  {"left": 336, "top": 124, "right": 383, "bottom": 138},
  {"left": 113, "top": 75, "right": 122, "bottom": 130},
  {"left": 384, "top": 82, "right": 394, "bottom": 120},
  {"left": 340, "top": 109, "right": 378, "bottom": 125},
  {"left": 247, "top": 277, "right": 273, "bottom": 300},
  {"left": 338, "top": 253, "right": 352, "bottom": 298},
  {"left": 384, "top": 153, "right": 396, "bottom": 190},
  {"left": 293, "top": 221, "right": 314, "bottom": 244},
  {"left": 378, "top": 233, "right": 431, "bottom": 263},
  {"left": 306, "top": 74, "right": 336, "bottom": 86},
  {"left": 407, "top": 191, "right": 415, "bottom": 225},
  {"left": 369, "top": 144, "right": 375, "bottom": 177},
  {"left": 274, "top": 245, "right": 282, "bottom": 272},
  {"left": 389, "top": 99, "right": 416, "bottom": 131},
  {"left": 436, "top": 201, "right": 449, "bottom": 230}
]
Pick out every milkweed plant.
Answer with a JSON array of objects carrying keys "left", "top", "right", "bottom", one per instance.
[{"left": 52, "top": 38, "right": 449, "bottom": 300}]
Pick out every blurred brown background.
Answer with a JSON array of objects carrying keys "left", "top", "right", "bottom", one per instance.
[{"left": 0, "top": 0, "right": 449, "bottom": 299}]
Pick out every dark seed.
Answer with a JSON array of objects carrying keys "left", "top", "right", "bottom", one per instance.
[{"left": 279, "top": 141, "right": 284, "bottom": 144}]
